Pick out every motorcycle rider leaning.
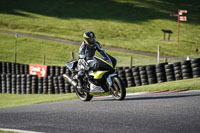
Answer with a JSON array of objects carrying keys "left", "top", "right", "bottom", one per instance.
[{"left": 76, "top": 31, "right": 104, "bottom": 93}]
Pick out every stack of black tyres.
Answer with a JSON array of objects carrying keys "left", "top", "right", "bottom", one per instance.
[
  {"left": 32, "top": 75, "right": 38, "bottom": 94},
  {"left": 11, "top": 75, "right": 16, "bottom": 94},
  {"left": 11, "top": 63, "right": 16, "bottom": 74},
  {"left": 58, "top": 76, "right": 65, "bottom": 94},
  {"left": 43, "top": 77, "right": 48, "bottom": 94},
  {"left": 20, "top": 64, "right": 24, "bottom": 74},
  {"left": 26, "top": 75, "right": 32, "bottom": 94},
  {"left": 24, "top": 64, "right": 29, "bottom": 74},
  {"left": 55, "top": 66, "right": 60, "bottom": 76},
  {"left": 16, "top": 63, "right": 20, "bottom": 75},
  {"left": 49, "top": 66, "right": 55, "bottom": 76},
  {"left": 117, "top": 67, "right": 127, "bottom": 87},
  {"left": 191, "top": 58, "right": 200, "bottom": 78},
  {"left": 6, "top": 74, "right": 11, "bottom": 93},
  {"left": 146, "top": 65, "right": 157, "bottom": 84},
  {"left": 16, "top": 75, "right": 21, "bottom": 94},
  {"left": 65, "top": 80, "right": 71, "bottom": 93},
  {"left": 48, "top": 76, "right": 54, "bottom": 94},
  {"left": 125, "top": 68, "right": 135, "bottom": 87},
  {"left": 53, "top": 76, "right": 59, "bottom": 94},
  {"left": 156, "top": 63, "right": 167, "bottom": 83},
  {"left": 6, "top": 62, "right": 11, "bottom": 74},
  {"left": 60, "top": 66, "right": 66, "bottom": 75},
  {"left": 1, "top": 74, "right": 6, "bottom": 93},
  {"left": 181, "top": 60, "right": 193, "bottom": 79},
  {"left": 165, "top": 64, "right": 175, "bottom": 81},
  {"left": 173, "top": 62, "right": 183, "bottom": 80},
  {"left": 132, "top": 67, "right": 141, "bottom": 86},
  {"left": 2, "top": 62, "right": 6, "bottom": 74},
  {"left": 38, "top": 77, "right": 43, "bottom": 94},
  {"left": 21, "top": 74, "right": 26, "bottom": 94},
  {"left": 139, "top": 66, "right": 148, "bottom": 85}
]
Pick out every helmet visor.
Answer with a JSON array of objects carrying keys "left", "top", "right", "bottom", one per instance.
[{"left": 88, "top": 38, "right": 95, "bottom": 44}]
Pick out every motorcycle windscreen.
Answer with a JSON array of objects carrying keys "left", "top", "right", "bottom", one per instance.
[{"left": 94, "top": 51, "right": 116, "bottom": 71}]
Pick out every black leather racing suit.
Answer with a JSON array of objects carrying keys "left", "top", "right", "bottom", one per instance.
[{"left": 77, "top": 41, "right": 104, "bottom": 77}]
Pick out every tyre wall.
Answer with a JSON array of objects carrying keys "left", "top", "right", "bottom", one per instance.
[{"left": 0, "top": 58, "right": 200, "bottom": 94}]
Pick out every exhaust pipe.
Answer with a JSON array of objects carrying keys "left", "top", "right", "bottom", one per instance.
[{"left": 63, "top": 74, "right": 77, "bottom": 87}]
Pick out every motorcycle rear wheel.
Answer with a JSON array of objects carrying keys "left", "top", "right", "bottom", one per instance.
[
  {"left": 111, "top": 76, "right": 126, "bottom": 100},
  {"left": 75, "top": 88, "right": 93, "bottom": 101}
]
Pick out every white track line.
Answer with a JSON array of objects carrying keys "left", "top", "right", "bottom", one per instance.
[{"left": 0, "top": 128, "right": 43, "bottom": 133}]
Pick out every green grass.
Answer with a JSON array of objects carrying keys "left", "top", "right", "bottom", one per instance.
[
  {"left": 0, "top": 93, "right": 77, "bottom": 109},
  {"left": 0, "top": 0, "right": 200, "bottom": 58},
  {"left": 0, "top": 33, "right": 177, "bottom": 66},
  {"left": 127, "top": 77, "right": 200, "bottom": 93},
  {"left": 0, "top": 130, "right": 16, "bottom": 133}
]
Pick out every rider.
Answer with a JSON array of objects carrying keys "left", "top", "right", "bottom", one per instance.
[{"left": 76, "top": 31, "right": 105, "bottom": 92}]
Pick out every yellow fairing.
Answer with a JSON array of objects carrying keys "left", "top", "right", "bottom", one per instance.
[{"left": 89, "top": 71, "right": 108, "bottom": 79}]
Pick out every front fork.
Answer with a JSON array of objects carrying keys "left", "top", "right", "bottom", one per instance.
[{"left": 106, "top": 73, "right": 117, "bottom": 90}]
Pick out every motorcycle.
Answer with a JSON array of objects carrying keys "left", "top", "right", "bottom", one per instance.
[{"left": 63, "top": 50, "right": 126, "bottom": 101}]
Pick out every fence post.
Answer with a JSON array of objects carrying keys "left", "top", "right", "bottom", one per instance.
[
  {"left": 14, "top": 33, "right": 20, "bottom": 63},
  {"left": 130, "top": 56, "right": 132, "bottom": 67},
  {"left": 157, "top": 45, "right": 160, "bottom": 64},
  {"left": 43, "top": 55, "right": 46, "bottom": 65}
]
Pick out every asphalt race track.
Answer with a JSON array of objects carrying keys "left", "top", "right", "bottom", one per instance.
[{"left": 0, "top": 91, "right": 200, "bottom": 133}]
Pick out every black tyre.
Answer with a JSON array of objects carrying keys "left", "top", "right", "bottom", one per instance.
[
  {"left": 173, "top": 62, "right": 181, "bottom": 67},
  {"left": 193, "top": 71, "right": 200, "bottom": 75},
  {"left": 165, "top": 64, "right": 173, "bottom": 69},
  {"left": 139, "top": 66, "right": 146, "bottom": 71},
  {"left": 156, "top": 63, "right": 168, "bottom": 68},
  {"left": 192, "top": 67, "right": 200, "bottom": 72},
  {"left": 76, "top": 90, "right": 93, "bottom": 101},
  {"left": 111, "top": 76, "right": 126, "bottom": 100},
  {"left": 75, "top": 88, "right": 93, "bottom": 102},
  {"left": 156, "top": 68, "right": 165, "bottom": 73},
  {"left": 191, "top": 63, "right": 200, "bottom": 68},
  {"left": 125, "top": 68, "right": 132, "bottom": 73},
  {"left": 181, "top": 60, "right": 190, "bottom": 65},
  {"left": 193, "top": 75, "right": 200, "bottom": 78},
  {"left": 182, "top": 69, "right": 192, "bottom": 73},
  {"left": 181, "top": 64, "right": 191, "bottom": 69},
  {"left": 125, "top": 73, "right": 132, "bottom": 77},
  {"left": 191, "top": 58, "right": 200, "bottom": 64},
  {"left": 133, "top": 72, "right": 140, "bottom": 76}
]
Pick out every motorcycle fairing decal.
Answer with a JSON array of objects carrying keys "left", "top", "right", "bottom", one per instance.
[
  {"left": 89, "top": 70, "right": 108, "bottom": 79},
  {"left": 94, "top": 56, "right": 113, "bottom": 68}
]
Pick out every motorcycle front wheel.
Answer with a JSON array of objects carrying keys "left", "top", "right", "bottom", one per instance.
[
  {"left": 75, "top": 88, "right": 93, "bottom": 101},
  {"left": 110, "top": 76, "right": 126, "bottom": 100}
]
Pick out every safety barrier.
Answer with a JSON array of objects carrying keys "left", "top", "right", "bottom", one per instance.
[{"left": 0, "top": 58, "right": 200, "bottom": 94}]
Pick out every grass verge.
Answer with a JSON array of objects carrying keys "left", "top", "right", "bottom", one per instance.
[
  {"left": 0, "top": 93, "right": 77, "bottom": 109},
  {"left": 127, "top": 77, "right": 200, "bottom": 93},
  {"left": 0, "top": 130, "right": 16, "bottom": 133}
]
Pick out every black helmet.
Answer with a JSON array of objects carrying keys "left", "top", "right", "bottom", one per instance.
[{"left": 83, "top": 31, "right": 96, "bottom": 45}]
